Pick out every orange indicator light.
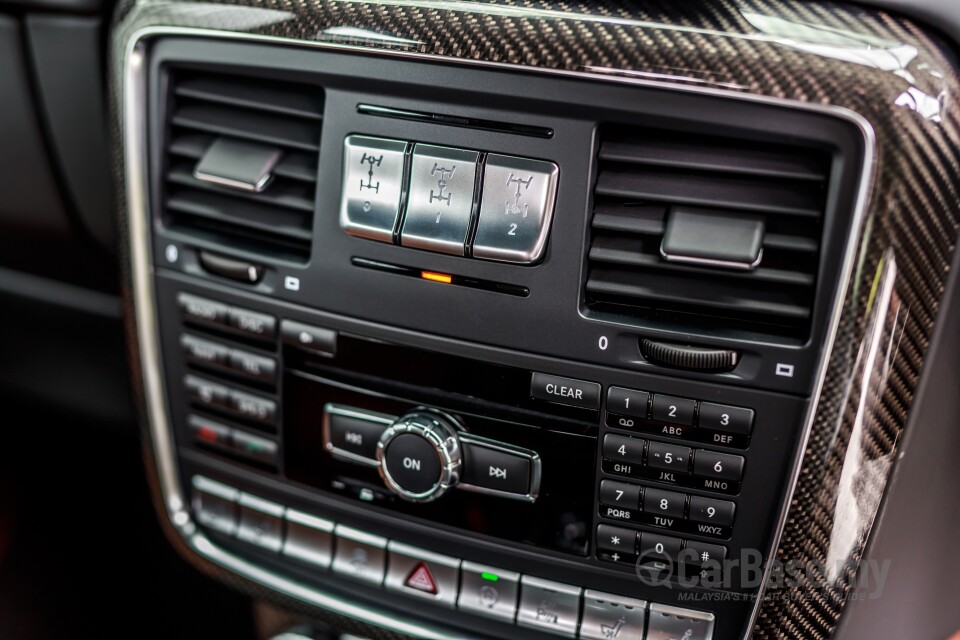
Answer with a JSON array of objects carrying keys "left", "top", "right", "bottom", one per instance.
[{"left": 421, "top": 271, "right": 453, "bottom": 284}]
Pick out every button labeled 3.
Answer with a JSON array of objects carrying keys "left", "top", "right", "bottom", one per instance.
[
  {"left": 401, "top": 144, "right": 479, "bottom": 255},
  {"left": 473, "top": 154, "right": 559, "bottom": 263},
  {"left": 340, "top": 135, "right": 408, "bottom": 242}
]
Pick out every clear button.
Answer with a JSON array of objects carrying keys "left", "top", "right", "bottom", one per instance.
[
  {"left": 340, "top": 135, "right": 408, "bottom": 242},
  {"left": 473, "top": 154, "right": 558, "bottom": 264},
  {"left": 401, "top": 144, "right": 479, "bottom": 255}
]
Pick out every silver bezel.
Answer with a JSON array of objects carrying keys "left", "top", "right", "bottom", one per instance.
[
  {"left": 375, "top": 411, "right": 462, "bottom": 502},
  {"left": 124, "top": 22, "right": 876, "bottom": 640}
]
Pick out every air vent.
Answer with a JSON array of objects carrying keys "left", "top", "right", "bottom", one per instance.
[
  {"left": 585, "top": 127, "right": 830, "bottom": 339},
  {"left": 161, "top": 69, "right": 323, "bottom": 261}
]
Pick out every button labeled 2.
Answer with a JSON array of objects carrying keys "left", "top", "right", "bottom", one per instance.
[{"left": 473, "top": 154, "right": 558, "bottom": 264}]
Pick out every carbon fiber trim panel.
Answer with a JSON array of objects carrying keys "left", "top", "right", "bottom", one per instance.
[{"left": 112, "top": 2, "right": 960, "bottom": 639}]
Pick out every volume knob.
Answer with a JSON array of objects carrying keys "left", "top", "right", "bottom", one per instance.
[{"left": 376, "top": 411, "right": 462, "bottom": 502}]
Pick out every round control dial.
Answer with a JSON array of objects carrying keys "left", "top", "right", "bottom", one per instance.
[{"left": 376, "top": 411, "right": 462, "bottom": 502}]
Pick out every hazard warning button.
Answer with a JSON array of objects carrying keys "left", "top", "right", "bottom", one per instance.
[
  {"left": 405, "top": 562, "right": 438, "bottom": 594},
  {"left": 385, "top": 541, "right": 462, "bottom": 607}
]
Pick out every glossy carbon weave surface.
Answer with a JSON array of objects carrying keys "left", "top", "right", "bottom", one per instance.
[{"left": 111, "top": 1, "right": 960, "bottom": 638}]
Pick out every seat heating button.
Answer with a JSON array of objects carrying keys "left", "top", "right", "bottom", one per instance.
[
  {"left": 580, "top": 590, "right": 647, "bottom": 640},
  {"left": 646, "top": 604, "right": 715, "bottom": 640},
  {"left": 517, "top": 576, "right": 582, "bottom": 638},
  {"left": 457, "top": 562, "right": 520, "bottom": 621},
  {"left": 191, "top": 476, "right": 239, "bottom": 536},
  {"left": 236, "top": 493, "right": 284, "bottom": 552},
  {"left": 282, "top": 509, "right": 335, "bottom": 569},
  {"left": 385, "top": 541, "right": 461, "bottom": 607},
  {"left": 332, "top": 525, "right": 388, "bottom": 585}
]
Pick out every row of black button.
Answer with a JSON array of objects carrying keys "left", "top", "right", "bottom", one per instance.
[
  {"left": 325, "top": 404, "right": 537, "bottom": 499},
  {"left": 602, "top": 434, "right": 745, "bottom": 495},
  {"left": 189, "top": 414, "right": 279, "bottom": 467},
  {"left": 607, "top": 386, "right": 754, "bottom": 449},
  {"left": 181, "top": 334, "right": 277, "bottom": 385},
  {"left": 185, "top": 374, "right": 278, "bottom": 428},
  {"left": 179, "top": 292, "right": 276, "bottom": 341},
  {"left": 597, "top": 523, "right": 727, "bottom": 574},
  {"left": 599, "top": 479, "right": 735, "bottom": 539},
  {"left": 607, "top": 386, "right": 753, "bottom": 433}
]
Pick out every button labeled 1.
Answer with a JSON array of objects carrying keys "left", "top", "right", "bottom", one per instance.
[
  {"left": 340, "top": 135, "right": 408, "bottom": 242},
  {"left": 473, "top": 154, "right": 558, "bottom": 263},
  {"left": 401, "top": 144, "right": 479, "bottom": 255}
]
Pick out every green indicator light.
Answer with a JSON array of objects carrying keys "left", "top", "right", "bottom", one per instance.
[{"left": 481, "top": 572, "right": 499, "bottom": 582}]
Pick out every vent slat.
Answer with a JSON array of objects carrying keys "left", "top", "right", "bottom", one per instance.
[
  {"left": 599, "top": 137, "right": 827, "bottom": 181},
  {"left": 587, "top": 126, "right": 828, "bottom": 338},
  {"left": 763, "top": 232, "right": 819, "bottom": 253},
  {"left": 591, "top": 204, "right": 666, "bottom": 235},
  {"left": 167, "top": 166, "right": 315, "bottom": 212},
  {"left": 586, "top": 270, "right": 811, "bottom": 321},
  {"left": 595, "top": 168, "right": 822, "bottom": 217},
  {"left": 169, "top": 132, "right": 317, "bottom": 183},
  {"left": 175, "top": 75, "right": 324, "bottom": 120},
  {"left": 172, "top": 103, "right": 320, "bottom": 152},
  {"left": 589, "top": 239, "right": 815, "bottom": 286},
  {"left": 166, "top": 188, "right": 312, "bottom": 241}
]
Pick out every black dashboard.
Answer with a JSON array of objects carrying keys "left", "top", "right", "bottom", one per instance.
[{"left": 4, "top": 1, "right": 960, "bottom": 639}]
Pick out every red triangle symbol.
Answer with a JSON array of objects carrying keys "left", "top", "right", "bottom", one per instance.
[{"left": 404, "top": 562, "right": 438, "bottom": 594}]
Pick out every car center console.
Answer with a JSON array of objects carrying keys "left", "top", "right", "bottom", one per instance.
[{"left": 126, "top": 33, "right": 868, "bottom": 640}]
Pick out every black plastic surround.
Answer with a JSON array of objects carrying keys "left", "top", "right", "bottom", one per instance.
[{"left": 143, "top": 36, "right": 866, "bottom": 640}]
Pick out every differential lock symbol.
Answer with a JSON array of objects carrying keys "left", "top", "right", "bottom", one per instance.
[
  {"left": 360, "top": 152, "right": 383, "bottom": 193},
  {"left": 429, "top": 163, "right": 456, "bottom": 205}
]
